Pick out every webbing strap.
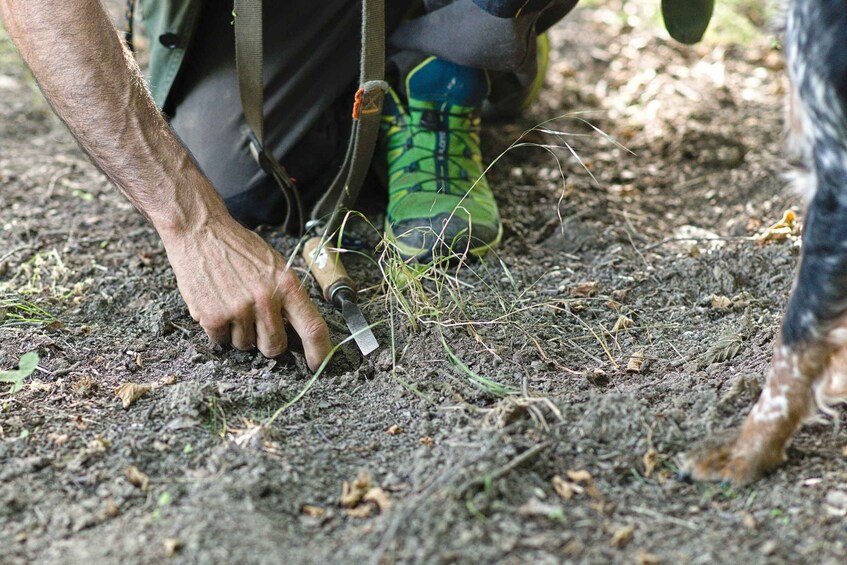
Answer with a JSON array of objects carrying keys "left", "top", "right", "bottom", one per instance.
[
  {"left": 310, "top": 0, "right": 387, "bottom": 237},
  {"left": 234, "top": 0, "right": 304, "bottom": 233}
]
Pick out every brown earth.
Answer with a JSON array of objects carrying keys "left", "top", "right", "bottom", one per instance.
[{"left": 2, "top": 2, "right": 847, "bottom": 564}]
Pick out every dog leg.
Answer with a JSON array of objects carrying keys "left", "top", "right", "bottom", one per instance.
[{"left": 683, "top": 0, "right": 847, "bottom": 486}]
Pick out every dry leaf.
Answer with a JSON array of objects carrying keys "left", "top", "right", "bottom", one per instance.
[
  {"left": 626, "top": 350, "right": 645, "bottom": 373},
  {"left": 701, "top": 332, "right": 743, "bottom": 366},
  {"left": 47, "top": 433, "right": 69, "bottom": 447},
  {"left": 569, "top": 281, "right": 600, "bottom": 298},
  {"left": 157, "top": 374, "right": 178, "bottom": 387},
  {"left": 612, "top": 315, "right": 634, "bottom": 334},
  {"left": 739, "top": 510, "right": 757, "bottom": 530},
  {"left": 643, "top": 448, "right": 658, "bottom": 478},
  {"left": 163, "top": 538, "right": 183, "bottom": 557},
  {"left": 552, "top": 475, "right": 580, "bottom": 500},
  {"left": 232, "top": 423, "right": 266, "bottom": 449},
  {"left": 710, "top": 295, "right": 732, "bottom": 310},
  {"left": 420, "top": 436, "right": 434, "bottom": 446},
  {"left": 756, "top": 210, "right": 796, "bottom": 245},
  {"left": 566, "top": 469, "right": 592, "bottom": 484},
  {"left": 345, "top": 504, "right": 374, "bottom": 518},
  {"left": 301, "top": 504, "right": 326, "bottom": 518},
  {"left": 102, "top": 498, "right": 120, "bottom": 519},
  {"left": 363, "top": 487, "right": 392, "bottom": 511},
  {"left": 610, "top": 525, "right": 635, "bottom": 548},
  {"left": 89, "top": 434, "right": 110, "bottom": 452},
  {"left": 611, "top": 289, "right": 629, "bottom": 302},
  {"left": 341, "top": 470, "right": 372, "bottom": 508},
  {"left": 115, "top": 382, "right": 151, "bottom": 409},
  {"left": 125, "top": 465, "right": 149, "bottom": 492},
  {"left": 386, "top": 425, "right": 404, "bottom": 435}
]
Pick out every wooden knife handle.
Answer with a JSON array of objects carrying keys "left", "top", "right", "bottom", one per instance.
[{"left": 301, "top": 236, "right": 356, "bottom": 304}]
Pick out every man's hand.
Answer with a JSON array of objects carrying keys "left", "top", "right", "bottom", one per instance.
[
  {"left": 0, "top": 0, "right": 331, "bottom": 370},
  {"left": 162, "top": 219, "right": 331, "bottom": 370}
]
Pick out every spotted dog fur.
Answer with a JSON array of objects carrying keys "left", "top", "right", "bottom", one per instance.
[{"left": 682, "top": 0, "right": 847, "bottom": 485}]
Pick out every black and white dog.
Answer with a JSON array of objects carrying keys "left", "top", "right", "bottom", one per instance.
[{"left": 684, "top": 0, "right": 847, "bottom": 485}]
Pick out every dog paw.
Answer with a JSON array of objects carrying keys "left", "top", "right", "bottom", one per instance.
[{"left": 679, "top": 432, "right": 781, "bottom": 487}]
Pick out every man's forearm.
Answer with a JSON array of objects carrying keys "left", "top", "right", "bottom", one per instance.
[{"left": 0, "top": 0, "right": 227, "bottom": 236}]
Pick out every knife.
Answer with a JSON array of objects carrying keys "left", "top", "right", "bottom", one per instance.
[{"left": 302, "top": 236, "right": 379, "bottom": 356}]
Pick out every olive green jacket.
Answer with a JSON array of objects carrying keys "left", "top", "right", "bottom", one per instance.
[{"left": 139, "top": 0, "right": 202, "bottom": 110}]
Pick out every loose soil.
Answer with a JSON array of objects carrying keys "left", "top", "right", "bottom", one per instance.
[{"left": 2, "top": 3, "right": 846, "bottom": 564}]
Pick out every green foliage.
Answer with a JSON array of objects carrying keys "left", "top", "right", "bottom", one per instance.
[
  {"left": 0, "top": 351, "right": 39, "bottom": 394},
  {"left": 0, "top": 294, "right": 55, "bottom": 326}
]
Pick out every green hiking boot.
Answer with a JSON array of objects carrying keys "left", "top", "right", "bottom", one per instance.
[{"left": 379, "top": 57, "right": 502, "bottom": 261}]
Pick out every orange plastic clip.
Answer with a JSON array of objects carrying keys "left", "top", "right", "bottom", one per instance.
[{"left": 351, "top": 88, "right": 364, "bottom": 119}]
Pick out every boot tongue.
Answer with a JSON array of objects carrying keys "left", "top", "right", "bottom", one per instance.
[{"left": 406, "top": 58, "right": 489, "bottom": 108}]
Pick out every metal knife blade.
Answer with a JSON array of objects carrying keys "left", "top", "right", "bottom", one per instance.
[{"left": 338, "top": 292, "right": 379, "bottom": 356}]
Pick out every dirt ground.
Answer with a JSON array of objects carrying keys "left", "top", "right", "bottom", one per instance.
[{"left": 3, "top": 2, "right": 847, "bottom": 564}]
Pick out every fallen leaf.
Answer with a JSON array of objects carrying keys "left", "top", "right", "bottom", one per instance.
[
  {"left": 71, "top": 375, "right": 97, "bottom": 396},
  {"left": 420, "top": 436, "right": 434, "bottom": 446},
  {"left": 386, "top": 425, "right": 404, "bottom": 435},
  {"left": 569, "top": 281, "right": 600, "bottom": 298},
  {"left": 701, "top": 332, "right": 743, "bottom": 366},
  {"left": 363, "top": 487, "right": 392, "bottom": 511},
  {"left": 612, "top": 315, "right": 634, "bottom": 334},
  {"left": 626, "top": 350, "right": 645, "bottom": 373},
  {"left": 643, "top": 448, "right": 658, "bottom": 478},
  {"left": 610, "top": 525, "right": 635, "bottom": 548},
  {"left": 552, "top": 475, "right": 580, "bottom": 500},
  {"left": 345, "top": 504, "right": 374, "bottom": 518},
  {"left": 566, "top": 469, "right": 592, "bottom": 484},
  {"left": 301, "top": 504, "right": 326, "bottom": 518},
  {"left": 157, "top": 374, "right": 178, "bottom": 387},
  {"left": 89, "top": 435, "right": 110, "bottom": 452},
  {"left": 739, "top": 510, "right": 757, "bottom": 530},
  {"left": 341, "top": 470, "right": 372, "bottom": 508},
  {"left": 232, "top": 423, "right": 266, "bottom": 449},
  {"left": 46, "top": 433, "right": 69, "bottom": 447},
  {"left": 102, "top": 498, "right": 120, "bottom": 519},
  {"left": 710, "top": 294, "right": 732, "bottom": 310},
  {"left": 115, "top": 382, "right": 151, "bottom": 409},
  {"left": 756, "top": 209, "right": 796, "bottom": 245},
  {"left": 611, "top": 289, "right": 629, "bottom": 302},
  {"left": 125, "top": 465, "right": 149, "bottom": 492}
]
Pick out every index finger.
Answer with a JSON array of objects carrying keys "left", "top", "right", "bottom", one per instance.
[{"left": 278, "top": 273, "right": 332, "bottom": 371}]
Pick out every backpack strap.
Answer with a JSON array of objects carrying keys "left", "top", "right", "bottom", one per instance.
[
  {"left": 310, "top": 0, "right": 388, "bottom": 238},
  {"left": 234, "top": 0, "right": 304, "bottom": 233},
  {"left": 234, "top": 0, "right": 387, "bottom": 237}
]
